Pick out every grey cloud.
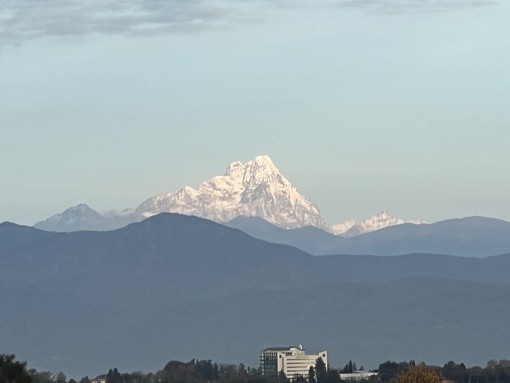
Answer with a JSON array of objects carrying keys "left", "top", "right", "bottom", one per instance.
[
  {"left": 329, "top": 0, "right": 499, "bottom": 13},
  {"left": 257, "top": 0, "right": 499, "bottom": 13},
  {"left": 0, "top": 0, "right": 500, "bottom": 45},
  {"left": 0, "top": 0, "right": 232, "bottom": 45}
]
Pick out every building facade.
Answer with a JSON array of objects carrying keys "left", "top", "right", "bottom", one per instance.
[{"left": 260, "top": 345, "right": 328, "bottom": 381}]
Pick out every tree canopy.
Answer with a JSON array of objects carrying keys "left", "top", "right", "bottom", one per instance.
[
  {"left": 394, "top": 364, "right": 443, "bottom": 383},
  {"left": 0, "top": 354, "right": 32, "bottom": 383}
]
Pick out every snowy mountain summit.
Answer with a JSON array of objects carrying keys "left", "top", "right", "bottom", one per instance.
[
  {"left": 330, "top": 211, "right": 424, "bottom": 237},
  {"left": 135, "top": 155, "right": 327, "bottom": 229}
]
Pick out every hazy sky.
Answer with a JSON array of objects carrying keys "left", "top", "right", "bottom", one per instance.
[{"left": 2, "top": 0, "right": 510, "bottom": 226}]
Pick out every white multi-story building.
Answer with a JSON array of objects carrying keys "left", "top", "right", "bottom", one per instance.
[{"left": 260, "top": 345, "right": 328, "bottom": 381}]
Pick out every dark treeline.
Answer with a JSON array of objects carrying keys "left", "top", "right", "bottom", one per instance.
[
  {"left": 372, "top": 359, "right": 510, "bottom": 383},
  {"left": 3, "top": 353, "right": 510, "bottom": 383}
]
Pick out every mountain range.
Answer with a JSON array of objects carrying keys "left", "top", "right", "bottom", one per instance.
[
  {"left": 34, "top": 155, "right": 420, "bottom": 236},
  {"left": 34, "top": 204, "right": 510, "bottom": 258},
  {"left": 31, "top": 155, "right": 510, "bottom": 258},
  {"left": 225, "top": 215, "right": 510, "bottom": 257},
  {"left": 7, "top": 155, "right": 510, "bottom": 378},
  {"left": 2, "top": 214, "right": 510, "bottom": 378}
]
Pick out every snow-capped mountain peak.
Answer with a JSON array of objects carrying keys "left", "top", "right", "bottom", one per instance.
[
  {"left": 135, "top": 155, "right": 326, "bottom": 229},
  {"left": 363, "top": 211, "right": 405, "bottom": 228},
  {"left": 330, "top": 211, "right": 423, "bottom": 237}
]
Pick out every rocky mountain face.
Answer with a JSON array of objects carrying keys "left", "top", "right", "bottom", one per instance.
[{"left": 135, "top": 155, "right": 327, "bottom": 229}]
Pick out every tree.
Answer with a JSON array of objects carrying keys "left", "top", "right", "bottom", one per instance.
[
  {"left": 107, "top": 368, "right": 123, "bottom": 383},
  {"left": 325, "top": 369, "right": 341, "bottom": 383},
  {"left": 278, "top": 370, "right": 288, "bottom": 383},
  {"left": 315, "top": 358, "right": 327, "bottom": 383},
  {"left": 341, "top": 361, "right": 356, "bottom": 374},
  {"left": 308, "top": 367, "right": 315, "bottom": 383},
  {"left": 56, "top": 372, "right": 67, "bottom": 383},
  {"left": 28, "top": 370, "right": 53, "bottom": 383},
  {"left": 442, "top": 361, "right": 467, "bottom": 383},
  {"left": 0, "top": 354, "right": 32, "bottom": 383},
  {"left": 394, "top": 364, "right": 443, "bottom": 383},
  {"left": 377, "top": 361, "right": 411, "bottom": 382}
]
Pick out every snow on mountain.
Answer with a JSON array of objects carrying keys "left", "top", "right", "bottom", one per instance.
[
  {"left": 329, "top": 219, "right": 357, "bottom": 235},
  {"left": 135, "top": 155, "right": 327, "bottom": 229},
  {"left": 34, "top": 204, "right": 102, "bottom": 229},
  {"left": 34, "top": 204, "right": 142, "bottom": 232},
  {"left": 32, "top": 156, "right": 423, "bottom": 235},
  {"left": 330, "top": 211, "right": 424, "bottom": 237}
]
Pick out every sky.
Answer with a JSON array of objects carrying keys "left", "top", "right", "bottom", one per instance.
[{"left": 1, "top": 0, "right": 510, "bottom": 226}]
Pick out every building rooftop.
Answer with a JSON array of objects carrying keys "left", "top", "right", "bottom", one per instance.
[{"left": 262, "top": 345, "right": 304, "bottom": 351}]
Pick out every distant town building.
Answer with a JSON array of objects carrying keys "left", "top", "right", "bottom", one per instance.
[{"left": 260, "top": 345, "right": 327, "bottom": 381}]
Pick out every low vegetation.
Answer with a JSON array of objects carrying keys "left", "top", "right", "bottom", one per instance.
[{"left": 3, "top": 353, "right": 510, "bottom": 383}]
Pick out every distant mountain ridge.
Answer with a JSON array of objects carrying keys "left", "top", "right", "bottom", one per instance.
[
  {"left": 226, "top": 215, "right": 510, "bottom": 257},
  {"left": 34, "top": 204, "right": 142, "bottom": 232},
  {"left": 33, "top": 155, "right": 420, "bottom": 236},
  {"left": 34, "top": 209, "right": 510, "bottom": 257}
]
